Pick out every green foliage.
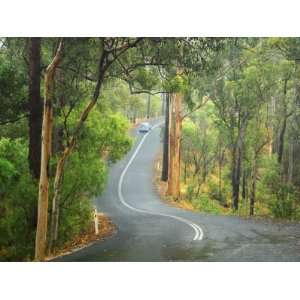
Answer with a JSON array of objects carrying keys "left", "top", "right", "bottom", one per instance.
[
  {"left": 54, "top": 108, "right": 132, "bottom": 247},
  {"left": 99, "top": 79, "right": 162, "bottom": 122},
  {"left": 191, "top": 194, "right": 222, "bottom": 214},
  {"left": 0, "top": 104, "right": 133, "bottom": 260},
  {"left": 180, "top": 38, "right": 300, "bottom": 221},
  {"left": 207, "top": 180, "right": 227, "bottom": 205},
  {"left": 268, "top": 185, "right": 296, "bottom": 219},
  {"left": 258, "top": 156, "right": 298, "bottom": 219},
  {"left": 131, "top": 68, "right": 160, "bottom": 91},
  {"left": 268, "top": 37, "right": 300, "bottom": 60},
  {"left": 0, "top": 138, "right": 37, "bottom": 261},
  {"left": 0, "top": 55, "right": 27, "bottom": 124},
  {"left": 163, "top": 74, "right": 189, "bottom": 93},
  {"left": 80, "top": 108, "right": 133, "bottom": 162},
  {"left": 3, "top": 36, "right": 300, "bottom": 261}
]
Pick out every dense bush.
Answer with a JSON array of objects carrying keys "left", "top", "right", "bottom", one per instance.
[
  {"left": 207, "top": 179, "right": 228, "bottom": 205},
  {"left": 0, "top": 138, "right": 37, "bottom": 261},
  {"left": 191, "top": 194, "right": 222, "bottom": 214},
  {"left": 56, "top": 110, "right": 132, "bottom": 252},
  {"left": 260, "top": 156, "right": 299, "bottom": 219},
  {"left": 0, "top": 108, "right": 132, "bottom": 261}
]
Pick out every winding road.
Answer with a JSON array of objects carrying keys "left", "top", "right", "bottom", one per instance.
[{"left": 55, "top": 120, "right": 300, "bottom": 261}]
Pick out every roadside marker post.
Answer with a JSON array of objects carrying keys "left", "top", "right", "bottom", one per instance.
[{"left": 94, "top": 207, "right": 99, "bottom": 235}]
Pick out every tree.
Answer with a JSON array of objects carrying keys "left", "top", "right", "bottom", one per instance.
[
  {"left": 35, "top": 39, "right": 64, "bottom": 261},
  {"left": 35, "top": 38, "right": 148, "bottom": 259},
  {"left": 28, "top": 37, "right": 42, "bottom": 179},
  {"left": 161, "top": 93, "right": 169, "bottom": 181}
]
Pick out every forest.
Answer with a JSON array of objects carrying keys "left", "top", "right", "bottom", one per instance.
[{"left": 1, "top": 37, "right": 300, "bottom": 261}]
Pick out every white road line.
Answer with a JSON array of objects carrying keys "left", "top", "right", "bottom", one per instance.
[{"left": 117, "top": 122, "right": 204, "bottom": 241}]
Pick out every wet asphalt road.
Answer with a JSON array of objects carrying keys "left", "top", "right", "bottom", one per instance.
[{"left": 55, "top": 120, "right": 300, "bottom": 262}]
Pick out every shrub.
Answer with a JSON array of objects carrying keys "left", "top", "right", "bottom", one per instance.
[
  {"left": 186, "top": 184, "right": 195, "bottom": 201},
  {"left": 0, "top": 138, "right": 37, "bottom": 261},
  {"left": 207, "top": 179, "right": 227, "bottom": 205},
  {"left": 267, "top": 183, "right": 297, "bottom": 219},
  {"left": 0, "top": 110, "right": 133, "bottom": 260},
  {"left": 260, "top": 156, "right": 298, "bottom": 219},
  {"left": 192, "top": 193, "right": 222, "bottom": 214}
]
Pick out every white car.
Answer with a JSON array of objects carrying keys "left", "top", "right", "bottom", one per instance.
[{"left": 139, "top": 122, "right": 152, "bottom": 133}]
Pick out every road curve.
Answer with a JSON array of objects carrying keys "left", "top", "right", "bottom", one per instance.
[
  {"left": 118, "top": 122, "right": 203, "bottom": 241},
  {"left": 55, "top": 120, "right": 300, "bottom": 261}
]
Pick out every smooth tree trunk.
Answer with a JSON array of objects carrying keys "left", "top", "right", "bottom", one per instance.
[
  {"left": 161, "top": 93, "right": 169, "bottom": 181},
  {"left": 35, "top": 40, "right": 63, "bottom": 261},
  {"left": 28, "top": 37, "right": 42, "bottom": 179}
]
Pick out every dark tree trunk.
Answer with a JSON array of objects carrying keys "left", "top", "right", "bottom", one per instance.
[
  {"left": 242, "top": 168, "right": 247, "bottom": 206},
  {"left": 278, "top": 78, "right": 289, "bottom": 165},
  {"left": 249, "top": 159, "right": 257, "bottom": 216},
  {"left": 28, "top": 37, "right": 42, "bottom": 179},
  {"left": 218, "top": 147, "right": 225, "bottom": 203},
  {"left": 161, "top": 93, "right": 169, "bottom": 181},
  {"left": 277, "top": 116, "right": 287, "bottom": 165},
  {"left": 288, "top": 139, "right": 294, "bottom": 184},
  {"left": 232, "top": 144, "right": 241, "bottom": 210},
  {"left": 232, "top": 113, "right": 247, "bottom": 211}
]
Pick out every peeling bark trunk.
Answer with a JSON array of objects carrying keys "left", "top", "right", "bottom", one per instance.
[
  {"left": 173, "top": 92, "right": 182, "bottom": 199},
  {"left": 35, "top": 40, "right": 63, "bottom": 261}
]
